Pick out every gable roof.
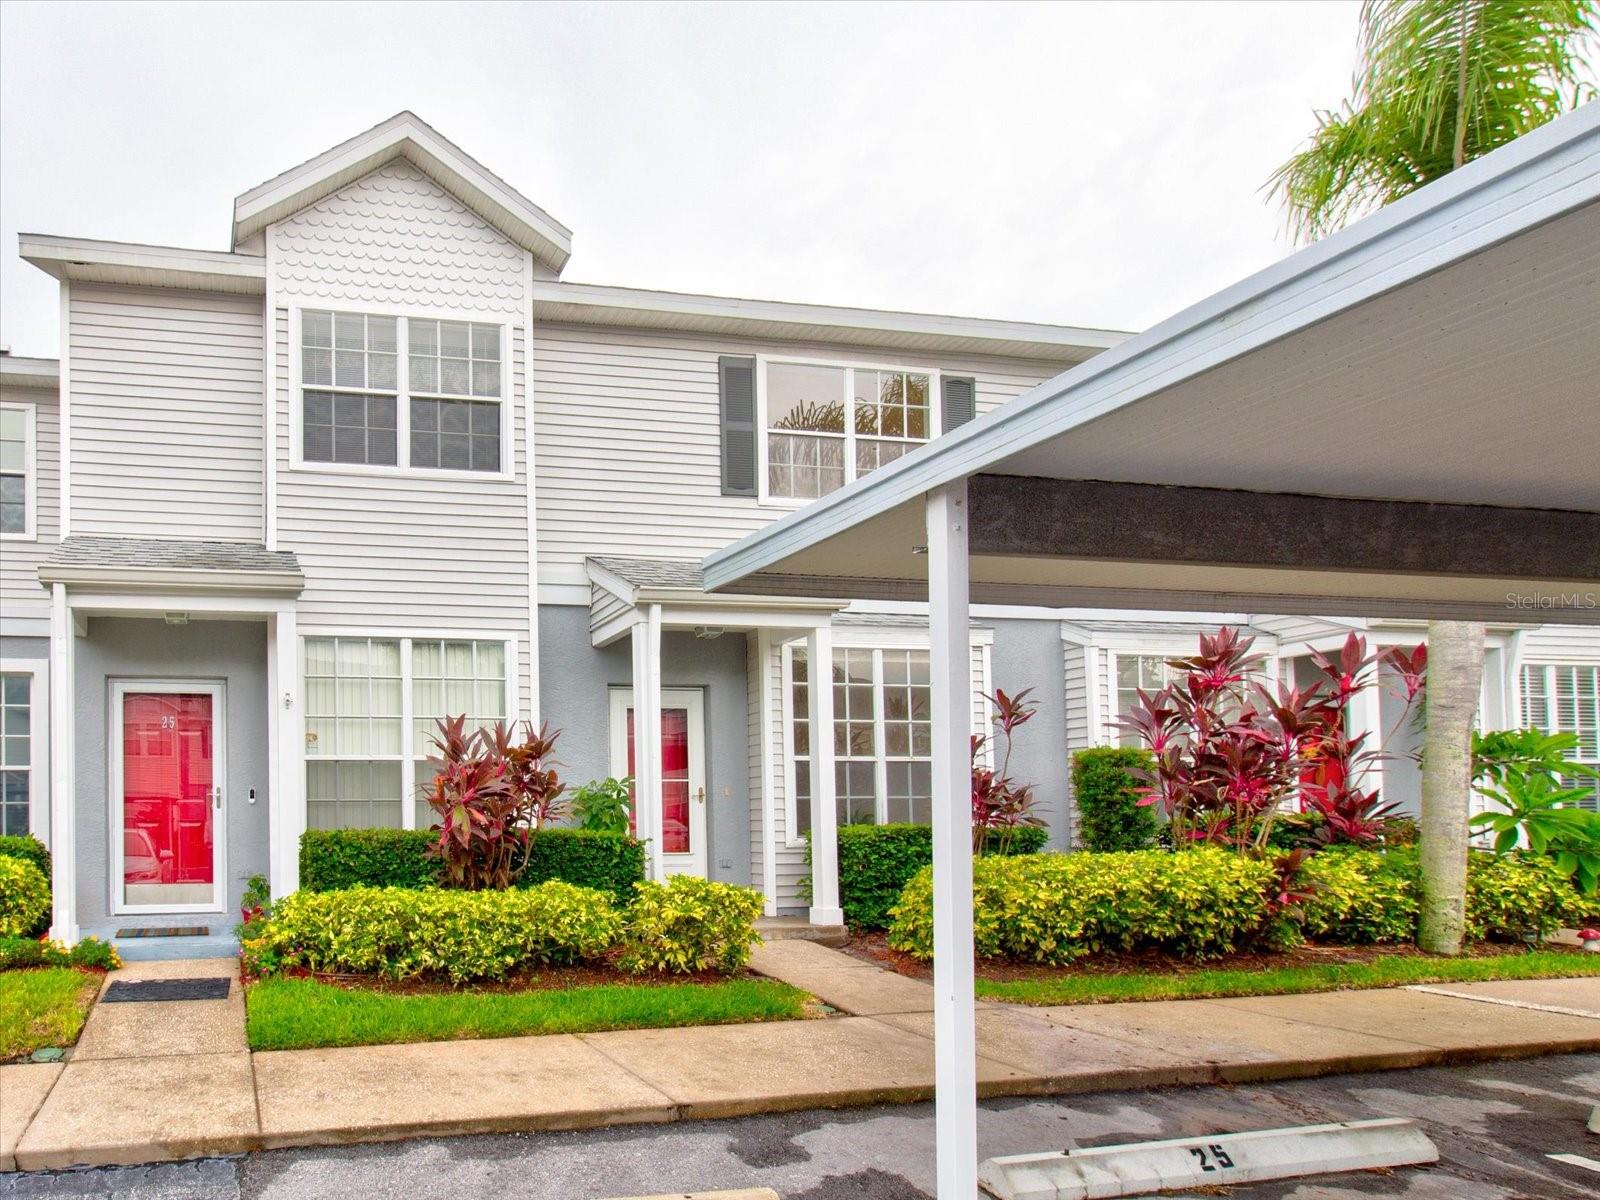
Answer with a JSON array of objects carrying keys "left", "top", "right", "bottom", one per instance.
[{"left": 232, "top": 111, "right": 572, "bottom": 274}]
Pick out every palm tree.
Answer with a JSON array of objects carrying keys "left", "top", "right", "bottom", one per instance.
[{"left": 1271, "top": 0, "right": 1597, "bottom": 954}]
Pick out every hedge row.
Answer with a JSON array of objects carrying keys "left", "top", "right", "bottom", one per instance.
[
  {"left": 810, "top": 823, "right": 1050, "bottom": 930},
  {"left": 242, "top": 875, "right": 762, "bottom": 983},
  {"left": 888, "top": 847, "right": 1583, "bottom": 963},
  {"left": 298, "top": 828, "right": 646, "bottom": 905},
  {"left": 1300, "top": 846, "right": 1581, "bottom": 944}
]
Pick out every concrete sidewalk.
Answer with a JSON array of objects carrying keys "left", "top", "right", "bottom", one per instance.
[{"left": 5, "top": 944, "right": 1600, "bottom": 1172}]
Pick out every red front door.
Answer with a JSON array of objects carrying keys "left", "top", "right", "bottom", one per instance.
[{"left": 121, "top": 691, "right": 217, "bottom": 908}]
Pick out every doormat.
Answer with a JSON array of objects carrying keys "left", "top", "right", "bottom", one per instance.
[
  {"left": 113, "top": 927, "right": 209, "bottom": 938},
  {"left": 103, "top": 978, "right": 232, "bottom": 1003}
]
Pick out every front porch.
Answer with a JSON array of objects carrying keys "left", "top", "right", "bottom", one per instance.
[
  {"left": 37, "top": 537, "right": 305, "bottom": 946},
  {"left": 586, "top": 555, "right": 848, "bottom": 922}
]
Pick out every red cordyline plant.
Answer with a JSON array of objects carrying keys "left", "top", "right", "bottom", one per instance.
[
  {"left": 422, "top": 716, "right": 566, "bottom": 890},
  {"left": 1117, "top": 629, "right": 1425, "bottom": 857},
  {"left": 972, "top": 687, "right": 1048, "bottom": 855}
]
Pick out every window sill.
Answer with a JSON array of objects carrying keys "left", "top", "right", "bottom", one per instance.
[
  {"left": 0, "top": 532, "right": 37, "bottom": 542},
  {"left": 288, "top": 460, "right": 516, "bottom": 485}
]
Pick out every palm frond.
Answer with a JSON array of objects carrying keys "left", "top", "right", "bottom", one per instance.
[{"left": 1271, "top": 0, "right": 1600, "bottom": 242}]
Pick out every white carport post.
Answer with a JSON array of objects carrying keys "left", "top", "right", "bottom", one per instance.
[
  {"left": 48, "top": 583, "right": 77, "bottom": 945},
  {"left": 927, "top": 480, "right": 977, "bottom": 1197},
  {"left": 631, "top": 604, "right": 664, "bottom": 880},
  {"left": 805, "top": 622, "right": 843, "bottom": 925}
]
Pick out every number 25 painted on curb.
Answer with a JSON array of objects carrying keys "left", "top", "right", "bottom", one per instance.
[{"left": 1189, "top": 1145, "right": 1237, "bottom": 1172}]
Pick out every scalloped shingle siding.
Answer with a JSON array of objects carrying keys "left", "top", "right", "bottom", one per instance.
[{"left": 272, "top": 160, "right": 523, "bottom": 315}]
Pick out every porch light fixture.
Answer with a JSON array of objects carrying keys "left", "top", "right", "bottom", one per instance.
[
  {"left": 694, "top": 626, "right": 725, "bottom": 639},
  {"left": 163, "top": 612, "right": 190, "bottom": 626}
]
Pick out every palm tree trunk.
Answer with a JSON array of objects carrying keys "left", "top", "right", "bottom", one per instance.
[{"left": 1418, "top": 618, "right": 1485, "bottom": 955}]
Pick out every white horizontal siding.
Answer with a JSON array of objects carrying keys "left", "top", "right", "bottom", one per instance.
[
  {"left": 0, "top": 382, "right": 58, "bottom": 633},
  {"left": 1060, "top": 636, "right": 1090, "bottom": 845},
  {"left": 1519, "top": 624, "right": 1600, "bottom": 664},
  {"left": 68, "top": 286, "right": 264, "bottom": 541},
  {"left": 531, "top": 324, "right": 1057, "bottom": 583},
  {"left": 274, "top": 310, "right": 535, "bottom": 716}
]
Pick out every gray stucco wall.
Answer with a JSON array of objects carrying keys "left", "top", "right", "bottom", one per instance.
[
  {"left": 73, "top": 617, "right": 269, "bottom": 930},
  {"left": 538, "top": 605, "right": 751, "bottom": 886},
  {"left": 988, "top": 618, "right": 1074, "bottom": 850}
]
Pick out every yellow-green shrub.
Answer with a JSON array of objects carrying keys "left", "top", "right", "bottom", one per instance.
[
  {"left": 0, "top": 856, "right": 49, "bottom": 938},
  {"left": 619, "top": 876, "right": 765, "bottom": 974},
  {"left": 1465, "top": 852, "right": 1581, "bottom": 940},
  {"left": 888, "top": 848, "right": 1277, "bottom": 964},
  {"left": 242, "top": 881, "right": 622, "bottom": 983},
  {"left": 1299, "top": 847, "right": 1418, "bottom": 943}
]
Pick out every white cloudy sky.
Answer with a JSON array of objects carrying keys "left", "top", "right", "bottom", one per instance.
[{"left": 0, "top": 0, "right": 1365, "bottom": 357}]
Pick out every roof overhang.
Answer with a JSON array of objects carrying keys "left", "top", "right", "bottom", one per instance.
[
  {"left": 534, "top": 281, "right": 1124, "bottom": 363},
  {"left": 19, "top": 234, "right": 267, "bottom": 294},
  {"left": 0, "top": 355, "right": 59, "bottom": 389},
  {"left": 704, "top": 103, "right": 1600, "bottom": 626},
  {"left": 233, "top": 111, "right": 572, "bottom": 274},
  {"left": 37, "top": 565, "right": 305, "bottom": 597},
  {"left": 586, "top": 557, "right": 846, "bottom": 646}
]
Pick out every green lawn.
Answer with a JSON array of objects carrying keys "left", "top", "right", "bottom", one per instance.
[
  {"left": 976, "top": 949, "right": 1600, "bottom": 1006},
  {"left": 246, "top": 975, "right": 813, "bottom": 1051},
  {"left": 0, "top": 968, "right": 101, "bottom": 1060}
]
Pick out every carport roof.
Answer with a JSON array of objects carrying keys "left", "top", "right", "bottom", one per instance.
[{"left": 703, "top": 104, "right": 1600, "bottom": 625}]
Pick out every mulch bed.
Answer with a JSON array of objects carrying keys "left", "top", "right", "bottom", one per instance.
[{"left": 842, "top": 931, "right": 1538, "bottom": 983}]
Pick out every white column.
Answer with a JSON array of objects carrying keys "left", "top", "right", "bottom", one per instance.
[
  {"left": 269, "top": 609, "right": 303, "bottom": 898},
  {"left": 631, "top": 606, "right": 664, "bottom": 880},
  {"left": 756, "top": 629, "right": 780, "bottom": 916},
  {"left": 928, "top": 481, "right": 976, "bottom": 1199},
  {"left": 1351, "top": 675, "right": 1385, "bottom": 801},
  {"left": 806, "top": 622, "right": 842, "bottom": 926},
  {"left": 48, "top": 584, "right": 77, "bottom": 944}
]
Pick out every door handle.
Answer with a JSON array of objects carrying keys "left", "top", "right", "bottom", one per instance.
[
  {"left": 696, "top": 787, "right": 705, "bottom": 805},
  {"left": 213, "top": 785, "right": 222, "bottom": 810}
]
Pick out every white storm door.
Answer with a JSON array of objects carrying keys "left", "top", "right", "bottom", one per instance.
[{"left": 610, "top": 687, "right": 708, "bottom": 878}]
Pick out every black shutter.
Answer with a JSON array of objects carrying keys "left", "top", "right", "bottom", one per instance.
[
  {"left": 718, "top": 355, "right": 757, "bottom": 496},
  {"left": 941, "top": 375, "right": 976, "bottom": 432}
]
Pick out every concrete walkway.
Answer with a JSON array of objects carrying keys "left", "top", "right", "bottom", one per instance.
[{"left": 5, "top": 944, "right": 1600, "bottom": 1172}]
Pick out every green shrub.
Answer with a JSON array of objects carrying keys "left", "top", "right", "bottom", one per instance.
[
  {"left": 298, "top": 827, "right": 646, "bottom": 904},
  {"left": 242, "top": 881, "right": 623, "bottom": 984},
  {"left": 0, "top": 857, "right": 50, "bottom": 938},
  {"left": 1290, "top": 847, "right": 1576, "bottom": 944},
  {"left": 813, "top": 823, "right": 1050, "bottom": 931},
  {"left": 888, "top": 847, "right": 1277, "bottom": 963},
  {"left": 1071, "top": 747, "right": 1158, "bottom": 851},
  {"left": 0, "top": 934, "right": 121, "bottom": 972},
  {"left": 1465, "top": 851, "right": 1581, "bottom": 940},
  {"left": 0, "top": 834, "right": 50, "bottom": 884},
  {"left": 1299, "top": 847, "right": 1419, "bottom": 943},
  {"left": 619, "top": 876, "right": 765, "bottom": 974}
]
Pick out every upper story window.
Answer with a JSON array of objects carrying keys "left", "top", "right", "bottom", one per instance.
[
  {"left": 763, "top": 360, "right": 934, "bottom": 500},
  {"left": 0, "top": 404, "right": 36, "bottom": 538},
  {"left": 297, "top": 309, "right": 507, "bottom": 476}
]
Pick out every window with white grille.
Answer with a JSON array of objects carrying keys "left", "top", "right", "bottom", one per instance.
[
  {"left": 298, "top": 310, "right": 507, "bottom": 474},
  {"left": 1521, "top": 663, "right": 1600, "bottom": 810},
  {"left": 788, "top": 645, "right": 932, "bottom": 833},
  {"left": 303, "top": 636, "right": 511, "bottom": 831}
]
